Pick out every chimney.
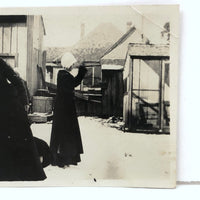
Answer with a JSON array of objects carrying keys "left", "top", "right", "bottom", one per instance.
[
  {"left": 80, "top": 23, "right": 85, "bottom": 40},
  {"left": 126, "top": 21, "right": 132, "bottom": 31}
]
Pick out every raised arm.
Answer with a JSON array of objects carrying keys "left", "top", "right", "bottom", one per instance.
[
  {"left": 74, "top": 65, "right": 87, "bottom": 87},
  {"left": 0, "top": 58, "right": 29, "bottom": 106}
]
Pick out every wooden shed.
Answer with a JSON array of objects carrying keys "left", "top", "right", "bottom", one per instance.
[
  {"left": 0, "top": 15, "right": 46, "bottom": 96},
  {"left": 101, "top": 26, "right": 148, "bottom": 117},
  {"left": 123, "top": 43, "right": 170, "bottom": 134}
]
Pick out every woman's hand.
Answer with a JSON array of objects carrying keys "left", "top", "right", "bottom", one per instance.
[
  {"left": 79, "top": 64, "right": 87, "bottom": 74},
  {"left": 71, "top": 60, "right": 84, "bottom": 69},
  {"left": 71, "top": 61, "right": 87, "bottom": 72}
]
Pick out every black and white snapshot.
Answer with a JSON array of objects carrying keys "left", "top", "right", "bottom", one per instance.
[{"left": 0, "top": 5, "right": 178, "bottom": 188}]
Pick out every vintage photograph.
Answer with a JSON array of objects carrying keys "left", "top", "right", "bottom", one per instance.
[{"left": 0, "top": 5, "right": 178, "bottom": 188}]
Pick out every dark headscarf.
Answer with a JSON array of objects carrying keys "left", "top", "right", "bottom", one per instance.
[
  {"left": 0, "top": 58, "right": 28, "bottom": 106},
  {"left": 0, "top": 67, "right": 9, "bottom": 87}
]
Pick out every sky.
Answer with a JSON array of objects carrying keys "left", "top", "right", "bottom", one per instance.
[
  {"left": 0, "top": 5, "right": 176, "bottom": 47},
  {"left": 41, "top": 5, "right": 174, "bottom": 47}
]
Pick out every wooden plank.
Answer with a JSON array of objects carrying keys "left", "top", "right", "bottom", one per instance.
[
  {"left": 42, "top": 50, "right": 46, "bottom": 79},
  {"left": 17, "top": 24, "right": 27, "bottom": 80},
  {"left": 46, "top": 82, "right": 57, "bottom": 90},
  {"left": 32, "top": 96, "right": 53, "bottom": 113},
  {"left": 28, "top": 113, "right": 53, "bottom": 123},
  {"left": 32, "top": 48, "right": 39, "bottom": 93},
  {"left": 0, "top": 16, "right": 26, "bottom": 23},
  {"left": 11, "top": 25, "right": 17, "bottom": 54},
  {"left": 3, "top": 26, "right": 11, "bottom": 53},
  {"left": 160, "top": 61, "right": 166, "bottom": 131},
  {"left": 118, "top": 71, "right": 123, "bottom": 116},
  {"left": 0, "top": 27, "right": 2, "bottom": 53},
  {"left": 111, "top": 72, "right": 115, "bottom": 114},
  {"left": 158, "top": 60, "right": 164, "bottom": 131},
  {"left": 37, "top": 64, "right": 46, "bottom": 88},
  {"left": 128, "top": 57, "right": 133, "bottom": 130},
  {"left": 106, "top": 73, "right": 111, "bottom": 116},
  {"left": 92, "top": 67, "right": 95, "bottom": 86},
  {"left": 128, "top": 44, "right": 169, "bottom": 57},
  {"left": 10, "top": 26, "right": 12, "bottom": 53},
  {"left": 90, "top": 99, "right": 101, "bottom": 104},
  {"left": 133, "top": 89, "right": 159, "bottom": 92},
  {"left": 112, "top": 71, "right": 123, "bottom": 116},
  {"left": 132, "top": 92, "right": 159, "bottom": 113},
  {"left": 105, "top": 74, "right": 111, "bottom": 116},
  {"left": 26, "top": 16, "right": 34, "bottom": 95},
  {"left": 1, "top": 26, "right": 3, "bottom": 53},
  {"left": 0, "top": 53, "right": 15, "bottom": 57},
  {"left": 82, "top": 61, "right": 100, "bottom": 67}
]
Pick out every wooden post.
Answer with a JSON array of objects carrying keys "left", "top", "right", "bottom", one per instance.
[
  {"left": 42, "top": 50, "right": 47, "bottom": 85},
  {"left": 161, "top": 61, "right": 166, "bottom": 130},
  {"left": 128, "top": 57, "right": 133, "bottom": 130},
  {"left": 26, "top": 15, "right": 34, "bottom": 96},
  {"left": 10, "top": 26, "right": 12, "bottom": 54},
  {"left": 2, "top": 26, "right": 4, "bottom": 53},
  {"left": 92, "top": 67, "right": 95, "bottom": 86},
  {"left": 159, "top": 60, "right": 165, "bottom": 131}
]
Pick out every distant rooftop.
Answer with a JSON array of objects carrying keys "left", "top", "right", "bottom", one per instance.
[
  {"left": 101, "top": 26, "right": 149, "bottom": 65},
  {"left": 47, "top": 23, "right": 123, "bottom": 63}
]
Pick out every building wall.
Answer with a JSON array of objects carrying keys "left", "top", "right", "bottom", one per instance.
[
  {"left": 102, "top": 70, "right": 123, "bottom": 117},
  {"left": 133, "top": 59, "right": 160, "bottom": 104},
  {"left": 52, "top": 68, "right": 60, "bottom": 84},
  {"left": 27, "top": 15, "right": 46, "bottom": 96},
  {"left": 123, "top": 55, "right": 170, "bottom": 132},
  {"left": 123, "top": 56, "right": 131, "bottom": 127},
  {"left": 0, "top": 22, "right": 27, "bottom": 80},
  {"left": 0, "top": 16, "right": 46, "bottom": 97}
]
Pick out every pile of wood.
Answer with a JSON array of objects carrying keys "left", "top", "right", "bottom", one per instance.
[{"left": 28, "top": 112, "right": 53, "bottom": 123}]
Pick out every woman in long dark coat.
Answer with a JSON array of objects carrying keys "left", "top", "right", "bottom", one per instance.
[
  {"left": 0, "top": 58, "right": 46, "bottom": 181},
  {"left": 50, "top": 53, "right": 87, "bottom": 167}
]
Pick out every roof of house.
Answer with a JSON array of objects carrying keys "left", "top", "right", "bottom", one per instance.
[
  {"left": 101, "top": 26, "right": 149, "bottom": 66},
  {"left": 101, "top": 26, "right": 136, "bottom": 58},
  {"left": 0, "top": 15, "right": 27, "bottom": 23},
  {"left": 46, "top": 47, "right": 72, "bottom": 63},
  {"left": 0, "top": 15, "right": 46, "bottom": 35},
  {"left": 73, "top": 23, "right": 123, "bottom": 62},
  {"left": 52, "top": 23, "right": 123, "bottom": 63}
]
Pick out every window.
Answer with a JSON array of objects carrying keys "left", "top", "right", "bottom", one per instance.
[{"left": 82, "top": 65, "right": 101, "bottom": 88}]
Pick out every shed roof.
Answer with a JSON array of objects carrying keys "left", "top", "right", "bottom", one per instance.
[{"left": 127, "top": 43, "right": 169, "bottom": 57}]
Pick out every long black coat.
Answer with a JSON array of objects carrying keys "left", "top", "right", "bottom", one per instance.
[
  {"left": 50, "top": 66, "right": 87, "bottom": 166},
  {"left": 0, "top": 59, "right": 46, "bottom": 181}
]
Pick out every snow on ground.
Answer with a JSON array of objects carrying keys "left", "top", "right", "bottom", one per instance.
[{"left": 0, "top": 116, "right": 175, "bottom": 187}]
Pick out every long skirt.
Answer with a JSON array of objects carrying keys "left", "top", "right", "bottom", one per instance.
[{"left": 50, "top": 96, "right": 83, "bottom": 167}]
